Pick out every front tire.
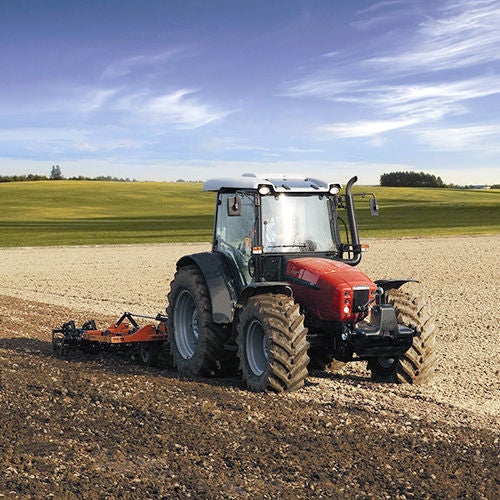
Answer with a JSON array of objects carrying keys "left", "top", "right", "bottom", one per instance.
[
  {"left": 368, "top": 288, "right": 436, "bottom": 384},
  {"left": 237, "top": 294, "right": 310, "bottom": 392},
  {"left": 167, "top": 265, "right": 231, "bottom": 377}
]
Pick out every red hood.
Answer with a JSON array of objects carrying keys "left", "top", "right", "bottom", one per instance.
[{"left": 285, "top": 258, "right": 377, "bottom": 322}]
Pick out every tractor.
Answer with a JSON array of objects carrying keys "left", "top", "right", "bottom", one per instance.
[{"left": 167, "top": 174, "right": 436, "bottom": 392}]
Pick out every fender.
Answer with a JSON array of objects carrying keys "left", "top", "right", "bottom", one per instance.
[
  {"left": 375, "top": 278, "right": 419, "bottom": 292},
  {"left": 238, "top": 282, "right": 293, "bottom": 307},
  {"left": 177, "top": 252, "right": 237, "bottom": 324}
]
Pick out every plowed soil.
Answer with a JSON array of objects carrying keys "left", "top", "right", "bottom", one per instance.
[{"left": 1, "top": 236, "right": 499, "bottom": 498}]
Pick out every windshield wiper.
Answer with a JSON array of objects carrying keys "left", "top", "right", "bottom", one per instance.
[{"left": 267, "top": 244, "right": 307, "bottom": 249}]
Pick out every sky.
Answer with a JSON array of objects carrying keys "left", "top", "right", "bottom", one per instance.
[{"left": 0, "top": 0, "right": 499, "bottom": 185}]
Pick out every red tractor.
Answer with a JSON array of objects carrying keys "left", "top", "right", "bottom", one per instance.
[{"left": 167, "top": 174, "right": 436, "bottom": 392}]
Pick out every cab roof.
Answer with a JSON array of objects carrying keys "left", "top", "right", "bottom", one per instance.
[{"left": 203, "top": 173, "right": 341, "bottom": 193}]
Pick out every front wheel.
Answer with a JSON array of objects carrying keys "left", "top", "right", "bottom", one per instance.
[
  {"left": 368, "top": 288, "right": 436, "bottom": 384},
  {"left": 237, "top": 294, "right": 310, "bottom": 392}
]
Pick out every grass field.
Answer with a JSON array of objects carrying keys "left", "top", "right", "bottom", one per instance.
[{"left": 0, "top": 180, "right": 498, "bottom": 247}]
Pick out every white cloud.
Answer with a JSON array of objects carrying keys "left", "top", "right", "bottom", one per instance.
[
  {"left": 101, "top": 49, "right": 183, "bottom": 79},
  {"left": 413, "top": 124, "right": 500, "bottom": 151},
  {"left": 352, "top": 0, "right": 414, "bottom": 30},
  {"left": 282, "top": 78, "right": 369, "bottom": 101},
  {"left": 284, "top": 75, "right": 500, "bottom": 129},
  {"left": 0, "top": 127, "right": 83, "bottom": 142},
  {"left": 357, "top": 0, "right": 410, "bottom": 16},
  {"left": 285, "top": 146, "right": 323, "bottom": 153},
  {"left": 368, "top": 0, "right": 500, "bottom": 72},
  {"left": 142, "top": 89, "right": 230, "bottom": 129},
  {"left": 319, "top": 118, "right": 419, "bottom": 138},
  {"left": 282, "top": 1, "right": 500, "bottom": 142},
  {"left": 78, "top": 88, "right": 120, "bottom": 113},
  {"left": 372, "top": 77, "right": 500, "bottom": 124}
]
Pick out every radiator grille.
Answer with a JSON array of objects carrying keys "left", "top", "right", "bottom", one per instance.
[{"left": 352, "top": 287, "right": 370, "bottom": 312}]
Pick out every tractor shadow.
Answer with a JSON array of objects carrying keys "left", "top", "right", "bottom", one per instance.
[
  {"left": 0, "top": 335, "right": 246, "bottom": 390},
  {"left": 307, "top": 367, "right": 373, "bottom": 385},
  {"left": 0, "top": 337, "right": 52, "bottom": 356}
]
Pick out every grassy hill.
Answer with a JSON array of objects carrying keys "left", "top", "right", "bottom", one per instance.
[{"left": 0, "top": 180, "right": 498, "bottom": 247}]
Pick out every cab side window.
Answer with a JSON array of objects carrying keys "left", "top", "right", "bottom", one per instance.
[{"left": 215, "top": 192, "right": 256, "bottom": 284}]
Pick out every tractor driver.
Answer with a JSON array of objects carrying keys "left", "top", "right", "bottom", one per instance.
[{"left": 237, "top": 221, "right": 254, "bottom": 277}]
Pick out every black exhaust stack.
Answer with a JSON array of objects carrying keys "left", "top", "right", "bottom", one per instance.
[{"left": 344, "top": 176, "right": 362, "bottom": 266}]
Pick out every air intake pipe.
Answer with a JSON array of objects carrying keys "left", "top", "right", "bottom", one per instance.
[{"left": 344, "top": 176, "right": 362, "bottom": 266}]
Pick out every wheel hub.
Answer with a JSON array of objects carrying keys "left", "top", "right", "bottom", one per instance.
[
  {"left": 246, "top": 319, "right": 268, "bottom": 376},
  {"left": 174, "top": 290, "right": 199, "bottom": 359}
]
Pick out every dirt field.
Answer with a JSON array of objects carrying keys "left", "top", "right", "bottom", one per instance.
[{"left": 1, "top": 236, "right": 499, "bottom": 498}]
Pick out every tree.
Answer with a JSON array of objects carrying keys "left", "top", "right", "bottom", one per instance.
[
  {"left": 50, "top": 165, "right": 63, "bottom": 180},
  {"left": 380, "top": 171, "right": 445, "bottom": 188}
]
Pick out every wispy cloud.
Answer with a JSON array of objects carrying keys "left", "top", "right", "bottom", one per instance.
[
  {"left": 352, "top": 0, "right": 415, "bottom": 30},
  {"left": 141, "top": 89, "right": 230, "bottom": 129},
  {"left": 282, "top": 78, "right": 369, "bottom": 101},
  {"left": 299, "top": 76, "right": 500, "bottom": 139},
  {"left": 283, "top": 0, "right": 500, "bottom": 144},
  {"left": 372, "top": 76, "right": 500, "bottom": 123},
  {"left": 101, "top": 49, "right": 183, "bottom": 79},
  {"left": 0, "top": 85, "right": 230, "bottom": 159},
  {"left": 53, "top": 85, "right": 230, "bottom": 130},
  {"left": 413, "top": 124, "right": 500, "bottom": 151},
  {"left": 78, "top": 88, "right": 120, "bottom": 113},
  {"left": 369, "top": 0, "right": 500, "bottom": 72},
  {"left": 201, "top": 136, "right": 324, "bottom": 156},
  {"left": 0, "top": 127, "right": 83, "bottom": 143},
  {"left": 319, "top": 118, "right": 419, "bottom": 138}
]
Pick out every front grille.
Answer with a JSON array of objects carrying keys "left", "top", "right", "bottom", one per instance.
[{"left": 352, "top": 287, "right": 370, "bottom": 312}]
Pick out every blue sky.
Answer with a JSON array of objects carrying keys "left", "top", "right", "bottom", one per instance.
[{"left": 1, "top": 0, "right": 499, "bottom": 185}]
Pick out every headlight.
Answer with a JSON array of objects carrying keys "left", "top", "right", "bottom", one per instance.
[{"left": 329, "top": 184, "right": 341, "bottom": 195}]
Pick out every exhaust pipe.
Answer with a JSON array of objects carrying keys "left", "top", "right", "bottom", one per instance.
[{"left": 344, "top": 176, "right": 362, "bottom": 266}]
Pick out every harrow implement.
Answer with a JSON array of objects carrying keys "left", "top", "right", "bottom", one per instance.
[{"left": 52, "top": 312, "right": 169, "bottom": 366}]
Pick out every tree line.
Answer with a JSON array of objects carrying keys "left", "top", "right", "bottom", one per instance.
[
  {"left": 380, "top": 171, "right": 497, "bottom": 189},
  {"left": 0, "top": 174, "right": 137, "bottom": 183},
  {"left": 0, "top": 166, "right": 495, "bottom": 189},
  {"left": 0, "top": 166, "right": 136, "bottom": 183}
]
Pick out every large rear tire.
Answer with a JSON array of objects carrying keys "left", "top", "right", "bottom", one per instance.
[
  {"left": 237, "top": 294, "right": 310, "bottom": 392},
  {"left": 368, "top": 288, "right": 436, "bottom": 384},
  {"left": 167, "top": 265, "right": 231, "bottom": 377}
]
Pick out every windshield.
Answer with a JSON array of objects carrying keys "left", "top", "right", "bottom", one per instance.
[{"left": 261, "top": 194, "right": 337, "bottom": 253}]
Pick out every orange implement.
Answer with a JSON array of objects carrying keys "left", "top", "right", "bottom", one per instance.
[{"left": 82, "top": 313, "right": 168, "bottom": 344}]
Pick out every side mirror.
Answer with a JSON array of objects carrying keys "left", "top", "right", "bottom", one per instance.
[
  {"left": 227, "top": 195, "right": 242, "bottom": 216},
  {"left": 370, "top": 197, "right": 379, "bottom": 217}
]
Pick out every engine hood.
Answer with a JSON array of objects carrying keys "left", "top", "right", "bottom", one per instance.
[{"left": 285, "top": 258, "right": 377, "bottom": 322}]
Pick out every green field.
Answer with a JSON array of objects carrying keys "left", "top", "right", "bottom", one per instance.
[{"left": 0, "top": 180, "right": 498, "bottom": 247}]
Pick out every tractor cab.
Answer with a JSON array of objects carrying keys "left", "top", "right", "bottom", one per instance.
[{"left": 204, "top": 173, "right": 372, "bottom": 289}]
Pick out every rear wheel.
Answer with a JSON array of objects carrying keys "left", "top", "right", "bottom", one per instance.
[
  {"left": 237, "top": 294, "right": 310, "bottom": 392},
  {"left": 368, "top": 288, "right": 436, "bottom": 384},
  {"left": 167, "top": 265, "right": 232, "bottom": 377}
]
